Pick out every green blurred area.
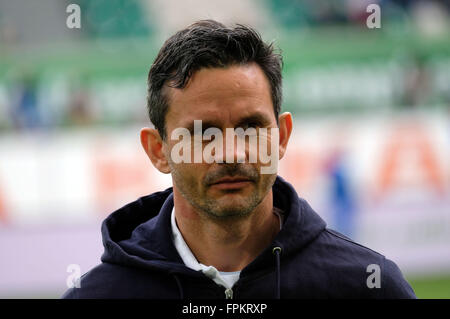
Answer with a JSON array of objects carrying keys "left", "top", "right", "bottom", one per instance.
[
  {"left": 2, "top": 26, "right": 449, "bottom": 82},
  {"left": 407, "top": 274, "right": 450, "bottom": 299}
]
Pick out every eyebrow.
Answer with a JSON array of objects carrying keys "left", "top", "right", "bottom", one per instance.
[
  {"left": 185, "top": 120, "right": 221, "bottom": 134},
  {"left": 184, "top": 112, "right": 272, "bottom": 134},
  {"left": 235, "top": 113, "right": 272, "bottom": 128}
]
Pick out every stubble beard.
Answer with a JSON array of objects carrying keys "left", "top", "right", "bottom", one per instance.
[{"left": 169, "top": 160, "right": 276, "bottom": 221}]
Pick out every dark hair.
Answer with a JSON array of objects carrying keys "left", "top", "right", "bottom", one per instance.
[{"left": 147, "top": 20, "right": 283, "bottom": 140}]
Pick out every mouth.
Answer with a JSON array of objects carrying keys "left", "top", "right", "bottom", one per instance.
[{"left": 210, "top": 176, "right": 253, "bottom": 190}]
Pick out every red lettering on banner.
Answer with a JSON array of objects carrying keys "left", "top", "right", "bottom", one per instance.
[
  {"left": 376, "top": 122, "right": 445, "bottom": 198},
  {"left": 0, "top": 179, "right": 8, "bottom": 224},
  {"left": 91, "top": 139, "right": 159, "bottom": 216},
  {"left": 279, "top": 145, "right": 318, "bottom": 194}
]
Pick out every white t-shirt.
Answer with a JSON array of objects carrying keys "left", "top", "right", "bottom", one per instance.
[{"left": 170, "top": 207, "right": 283, "bottom": 289}]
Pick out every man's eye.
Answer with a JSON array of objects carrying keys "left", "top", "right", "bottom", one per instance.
[{"left": 243, "top": 122, "right": 259, "bottom": 129}]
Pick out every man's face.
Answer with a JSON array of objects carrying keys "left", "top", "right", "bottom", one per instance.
[{"left": 163, "top": 63, "right": 279, "bottom": 219}]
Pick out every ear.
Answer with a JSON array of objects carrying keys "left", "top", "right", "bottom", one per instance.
[
  {"left": 140, "top": 128, "right": 171, "bottom": 174},
  {"left": 278, "top": 112, "right": 293, "bottom": 160}
]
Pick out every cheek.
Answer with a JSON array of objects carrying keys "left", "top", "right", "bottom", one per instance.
[
  {"left": 258, "top": 172, "right": 277, "bottom": 191},
  {"left": 171, "top": 163, "right": 206, "bottom": 187}
]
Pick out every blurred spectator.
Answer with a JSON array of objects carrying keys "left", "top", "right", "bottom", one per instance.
[
  {"left": 10, "top": 72, "right": 42, "bottom": 130},
  {"left": 323, "top": 128, "right": 357, "bottom": 239},
  {"left": 325, "top": 149, "right": 356, "bottom": 239},
  {"left": 66, "top": 85, "right": 94, "bottom": 127},
  {"left": 402, "top": 53, "right": 432, "bottom": 108}
]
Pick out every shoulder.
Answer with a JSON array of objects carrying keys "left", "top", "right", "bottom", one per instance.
[
  {"left": 305, "top": 228, "right": 416, "bottom": 298},
  {"left": 322, "top": 228, "right": 385, "bottom": 259},
  {"left": 61, "top": 262, "right": 177, "bottom": 299},
  {"left": 381, "top": 258, "right": 417, "bottom": 298},
  {"left": 310, "top": 228, "right": 386, "bottom": 266}
]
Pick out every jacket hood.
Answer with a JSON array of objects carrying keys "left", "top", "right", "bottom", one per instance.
[{"left": 100, "top": 175, "right": 327, "bottom": 276}]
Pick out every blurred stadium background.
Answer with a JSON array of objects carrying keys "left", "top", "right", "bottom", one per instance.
[{"left": 0, "top": 0, "right": 449, "bottom": 298}]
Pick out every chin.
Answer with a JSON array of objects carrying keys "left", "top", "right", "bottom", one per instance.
[
  {"left": 209, "top": 206, "right": 254, "bottom": 219},
  {"left": 212, "top": 196, "right": 259, "bottom": 217}
]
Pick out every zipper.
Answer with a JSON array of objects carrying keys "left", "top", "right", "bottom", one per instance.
[{"left": 224, "top": 288, "right": 233, "bottom": 299}]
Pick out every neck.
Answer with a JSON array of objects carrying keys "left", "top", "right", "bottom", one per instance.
[{"left": 173, "top": 188, "right": 280, "bottom": 272}]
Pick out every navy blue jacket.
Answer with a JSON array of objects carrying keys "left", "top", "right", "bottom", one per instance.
[{"left": 62, "top": 176, "right": 416, "bottom": 299}]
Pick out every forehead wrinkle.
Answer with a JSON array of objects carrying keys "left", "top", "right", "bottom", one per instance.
[
  {"left": 172, "top": 86, "right": 267, "bottom": 110},
  {"left": 173, "top": 93, "right": 269, "bottom": 123}
]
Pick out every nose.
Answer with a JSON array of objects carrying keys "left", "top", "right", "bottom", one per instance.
[{"left": 219, "top": 128, "right": 247, "bottom": 164}]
